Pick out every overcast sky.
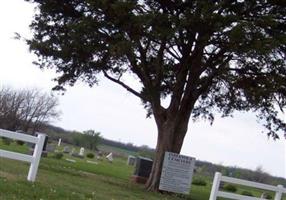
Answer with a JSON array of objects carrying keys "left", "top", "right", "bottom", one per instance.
[{"left": 0, "top": 1, "right": 285, "bottom": 178}]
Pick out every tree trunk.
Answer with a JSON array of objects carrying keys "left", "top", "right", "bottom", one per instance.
[{"left": 145, "top": 118, "right": 188, "bottom": 191}]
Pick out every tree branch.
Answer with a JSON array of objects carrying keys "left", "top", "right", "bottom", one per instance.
[{"left": 103, "top": 71, "right": 147, "bottom": 101}]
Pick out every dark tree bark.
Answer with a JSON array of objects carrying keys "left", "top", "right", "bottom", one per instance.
[{"left": 146, "top": 101, "right": 194, "bottom": 191}]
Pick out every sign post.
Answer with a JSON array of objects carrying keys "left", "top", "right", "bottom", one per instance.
[{"left": 159, "top": 152, "right": 196, "bottom": 194}]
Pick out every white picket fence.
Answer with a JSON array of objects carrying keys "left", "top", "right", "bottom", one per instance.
[
  {"left": 209, "top": 172, "right": 286, "bottom": 200},
  {"left": 0, "top": 128, "right": 46, "bottom": 182}
]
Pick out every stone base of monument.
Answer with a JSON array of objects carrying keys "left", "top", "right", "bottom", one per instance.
[
  {"left": 131, "top": 175, "right": 148, "bottom": 184},
  {"left": 71, "top": 153, "right": 84, "bottom": 159}
]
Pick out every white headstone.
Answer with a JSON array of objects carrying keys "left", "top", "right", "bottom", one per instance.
[
  {"left": 159, "top": 152, "right": 196, "bottom": 194},
  {"left": 106, "top": 152, "right": 113, "bottom": 162},
  {"left": 127, "top": 155, "right": 136, "bottom": 165},
  {"left": 79, "top": 147, "right": 85, "bottom": 156},
  {"left": 58, "top": 138, "right": 62, "bottom": 146},
  {"left": 70, "top": 148, "right": 75, "bottom": 155},
  {"left": 63, "top": 146, "right": 70, "bottom": 153}
]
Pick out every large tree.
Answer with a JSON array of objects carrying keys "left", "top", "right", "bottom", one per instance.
[{"left": 25, "top": 0, "right": 286, "bottom": 190}]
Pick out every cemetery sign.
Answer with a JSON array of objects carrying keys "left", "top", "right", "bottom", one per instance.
[{"left": 159, "top": 152, "right": 196, "bottom": 194}]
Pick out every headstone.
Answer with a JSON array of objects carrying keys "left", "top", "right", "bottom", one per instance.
[
  {"left": 41, "top": 134, "right": 48, "bottom": 157},
  {"left": 63, "top": 146, "right": 71, "bottom": 153},
  {"left": 58, "top": 138, "right": 62, "bottom": 146},
  {"left": 70, "top": 148, "right": 75, "bottom": 155},
  {"left": 106, "top": 152, "right": 113, "bottom": 162},
  {"left": 96, "top": 155, "right": 103, "bottom": 160},
  {"left": 46, "top": 144, "right": 56, "bottom": 152},
  {"left": 132, "top": 156, "right": 153, "bottom": 184},
  {"left": 79, "top": 147, "right": 85, "bottom": 157},
  {"left": 28, "top": 132, "right": 48, "bottom": 156},
  {"left": 97, "top": 151, "right": 103, "bottom": 157},
  {"left": 127, "top": 155, "right": 136, "bottom": 166},
  {"left": 42, "top": 135, "right": 48, "bottom": 151},
  {"left": 159, "top": 152, "right": 196, "bottom": 194}
]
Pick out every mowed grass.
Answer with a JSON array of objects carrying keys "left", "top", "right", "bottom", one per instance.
[
  {"left": 0, "top": 141, "right": 195, "bottom": 200},
  {"left": 0, "top": 140, "right": 285, "bottom": 200}
]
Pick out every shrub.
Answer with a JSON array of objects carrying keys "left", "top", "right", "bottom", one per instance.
[
  {"left": 262, "top": 193, "right": 272, "bottom": 199},
  {"left": 53, "top": 152, "right": 63, "bottom": 159},
  {"left": 2, "top": 137, "right": 12, "bottom": 145},
  {"left": 192, "top": 178, "right": 207, "bottom": 186},
  {"left": 223, "top": 184, "right": 237, "bottom": 193},
  {"left": 86, "top": 152, "right": 95, "bottom": 159},
  {"left": 241, "top": 191, "right": 254, "bottom": 196},
  {"left": 16, "top": 140, "right": 25, "bottom": 145}
]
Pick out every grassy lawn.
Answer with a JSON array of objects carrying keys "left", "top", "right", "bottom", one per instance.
[{"left": 0, "top": 140, "right": 285, "bottom": 200}]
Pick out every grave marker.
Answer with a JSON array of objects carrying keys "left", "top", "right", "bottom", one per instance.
[
  {"left": 58, "top": 138, "right": 62, "bottom": 146},
  {"left": 79, "top": 147, "right": 85, "bottom": 156},
  {"left": 63, "top": 146, "right": 70, "bottom": 153},
  {"left": 127, "top": 155, "right": 136, "bottom": 166},
  {"left": 106, "top": 152, "right": 113, "bottom": 162},
  {"left": 132, "top": 156, "right": 153, "bottom": 184}
]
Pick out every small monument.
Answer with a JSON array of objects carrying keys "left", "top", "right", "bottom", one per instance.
[
  {"left": 132, "top": 156, "right": 153, "bottom": 184},
  {"left": 63, "top": 146, "right": 70, "bottom": 153},
  {"left": 58, "top": 138, "right": 62, "bottom": 146},
  {"left": 127, "top": 155, "right": 136, "bottom": 166},
  {"left": 41, "top": 134, "right": 49, "bottom": 157},
  {"left": 46, "top": 144, "right": 55, "bottom": 153},
  {"left": 79, "top": 147, "right": 85, "bottom": 157},
  {"left": 106, "top": 152, "right": 113, "bottom": 162}
]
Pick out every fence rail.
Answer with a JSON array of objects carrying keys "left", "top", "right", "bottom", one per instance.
[
  {"left": 0, "top": 128, "right": 45, "bottom": 182},
  {"left": 209, "top": 172, "right": 286, "bottom": 200}
]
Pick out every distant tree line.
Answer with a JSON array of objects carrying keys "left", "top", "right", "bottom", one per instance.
[
  {"left": 40, "top": 124, "right": 154, "bottom": 155},
  {"left": 195, "top": 160, "right": 286, "bottom": 186},
  {"left": 72, "top": 130, "right": 101, "bottom": 151},
  {"left": 0, "top": 86, "right": 60, "bottom": 133}
]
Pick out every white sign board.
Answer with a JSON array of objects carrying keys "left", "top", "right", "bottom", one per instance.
[{"left": 159, "top": 152, "right": 196, "bottom": 194}]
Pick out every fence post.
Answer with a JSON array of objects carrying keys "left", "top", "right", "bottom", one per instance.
[
  {"left": 274, "top": 185, "right": 283, "bottom": 200},
  {"left": 209, "top": 172, "right": 222, "bottom": 200},
  {"left": 27, "top": 133, "right": 46, "bottom": 182}
]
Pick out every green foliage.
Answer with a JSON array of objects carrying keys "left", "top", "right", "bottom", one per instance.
[
  {"left": 137, "top": 149, "right": 155, "bottom": 160},
  {"left": 26, "top": 0, "right": 286, "bottom": 139},
  {"left": 53, "top": 152, "right": 64, "bottom": 159},
  {"left": 223, "top": 184, "right": 237, "bottom": 193},
  {"left": 241, "top": 191, "right": 254, "bottom": 197},
  {"left": 72, "top": 130, "right": 101, "bottom": 150},
  {"left": 16, "top": 140, "right": 25, "bottom": 146},
  {"left": 192, "top": 178, "right": 207, "bottom": 186},
  {"left": 86, "top": 152, "right": 95, "bottom": 159},
  {"left": 263, "top": 193, "right": 273, "bottom": 199},
  {"left": 2, "top": 137, "right": 12, "bottom": 145}
]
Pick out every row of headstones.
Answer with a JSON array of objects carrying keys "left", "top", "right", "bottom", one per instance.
[
  {"left": 57, "top": 138, "right": 113, "bottom": 161},
  {"left": 62, "top": 145, "right": 113, "bottom": 162}
]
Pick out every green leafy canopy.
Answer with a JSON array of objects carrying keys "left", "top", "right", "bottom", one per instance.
[{"left": 26, "top": 0, "right": 286, "bottom": 139}]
